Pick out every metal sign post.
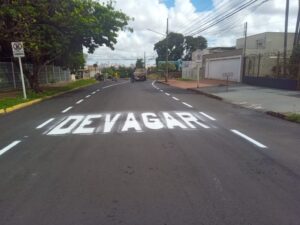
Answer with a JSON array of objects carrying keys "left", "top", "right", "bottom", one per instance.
[{"left": 11, "top": 42, "right": 27, "bottom": 99}]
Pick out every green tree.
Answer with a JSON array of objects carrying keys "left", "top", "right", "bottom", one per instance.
[
  {"left": 154, "top": 33, "right": 207, "bottom": 64},
  {"left": 184, "top": 36, "right": 207, "bottom": 60},
  {"left": 0, "top": 0, "right": 130, "bottom": 92},
  {"left": 154, "top": 32, "right": 185, "bottom": 65},
  {"left": 158, "top": 62, "right": 176, "bottom": 72},
  {"left": 135, "top": 58, "right": 144, "bottom": 68}
]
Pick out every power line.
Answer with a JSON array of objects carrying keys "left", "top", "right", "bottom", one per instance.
[
  {"left": 186, "top": 0, "right": 270, "bottom": 37},
  {"left": 176, "top": 0, "right": 241, "bottom": 34},
  {"left": 175, "top": 0, "right": 234, "bottom": 33},
  {"left": 179, "top": 0, "right": 244, "bottom": 35}
]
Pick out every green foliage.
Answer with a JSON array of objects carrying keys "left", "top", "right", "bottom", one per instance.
[
  {"left": 0, "top": 79, "right": 97, "bottom": 110},
  {"left": 158, "top": 62, "right": 176, "bottom": 72},
  {"left": 286, "top": 113, "right": 300, "bottom": 123},
  {"left": 0, "top": 0, "right": 131, "bottom": 92},
  {"left": 102, "top": 66, "right": 133, "bottom": 78},
  {"left": 184, "top": 36, "right": 207, "bottom": 60},
  {"left": 154, "top": 33, "right": 207, "bottom": 65},
  {"left": 154, "top": 32, "right": 185, "bottom": 63},
  {"left": 135, "top": 58, "right": 144, "bottom": 68}
]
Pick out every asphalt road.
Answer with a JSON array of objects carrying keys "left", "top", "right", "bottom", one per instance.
[{"left": 0, "top": 79, "right": 300, "bottom": 225}]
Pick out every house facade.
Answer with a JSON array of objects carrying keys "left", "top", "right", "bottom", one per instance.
[{"left": 236, "top": 32, "right": 295, "bottom": 77}]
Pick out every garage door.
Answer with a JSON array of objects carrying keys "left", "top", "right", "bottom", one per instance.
[{"left": 205, "top": 56, "right": 242, "bottom": 82}]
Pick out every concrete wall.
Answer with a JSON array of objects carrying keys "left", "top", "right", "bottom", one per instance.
[{"left": 236, "top": 32, "right": 295, "bottom": 54}]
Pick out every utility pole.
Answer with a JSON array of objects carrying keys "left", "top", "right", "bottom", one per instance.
[
  {"left": 165, "top": 18, "right": 169, "bottom": 83},
  {"left": 144, "top": 52, "right": 146, "bottom": 69},
  {"left": 242, "top": 22, "right": 248, "bottom": 78},
  {"left": 283, "top": 0, "right": 289, "bottom": 76},
  {"left": 294, "top": 0, "right": 300, "bottom": 46}
]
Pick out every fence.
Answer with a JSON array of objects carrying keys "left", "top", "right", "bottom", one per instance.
[
  {"left": 244, "top": 50, "right": 297, "bottom": 79},
  {"left": 0, "top": 61, "right": 71, "bottom": 90},
  {"left": 243, "top": 51, "right": 299, "bottom": 90}
]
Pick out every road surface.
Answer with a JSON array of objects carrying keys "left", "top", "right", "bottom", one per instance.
[{"left": 0, "top": 79, "right": 300, "bottom": 225}]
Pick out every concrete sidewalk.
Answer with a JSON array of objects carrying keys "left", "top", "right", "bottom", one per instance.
[{"left": 160, "top": 79, "right": 300, "bottom": 114}]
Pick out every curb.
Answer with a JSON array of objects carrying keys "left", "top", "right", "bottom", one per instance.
[
  {"left": 266, "top": 111, "right": 300, "bottom": 124},
  {"left": 157, "top": 80, "right": 224, "bottom": 101},
  {"left": 187, "top": 88, "right": 223, "bottom": 101},
  {"left": 156, "top": 80, "right": 300, "bottom": 124},
  {"left": 0, "top": 82, "right": 97, "bottom": 115}
]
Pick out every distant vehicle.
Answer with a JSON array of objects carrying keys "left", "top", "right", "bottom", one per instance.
[
  {"left": 133, "top": 68, "right": 147, "bottom": 81},
  {"left": 95, "top": 73, "right": 104, "bottom": 81}
]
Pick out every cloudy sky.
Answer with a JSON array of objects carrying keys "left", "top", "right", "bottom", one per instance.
[{"left": 87, "top": 0, "right": 298, "bottom": 66}]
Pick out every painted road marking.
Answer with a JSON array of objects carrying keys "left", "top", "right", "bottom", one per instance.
[
  {"left": 36, "top": 118, "right": 55, "bottom": 129},
  {"left": 172, "top": 97, "right": 179, "bottom": 101},
  {"left": 103, "top": 81, "right": 129, "bottom": 89},
  {"left": 165, "top": 93, "right": 170, "bottom": 96},
  {"left": 96, "top": 89, "right": 100, "bottom": 92},
  {"left": 182, "top": 102, "right": 193, "bottom": 108},
  {"left": 46, "top": 111, "right": 211, "bottom": 136},
  {"left": 160, "top": 90, "right": 163, "bottom": 92},
  {"left": 76, "top": 99, "right": 84, "bottom": 104},
  {"left": 0, "top": 140, "right": 21, "bottom": 156},
  {"left": 200, "top": 112, "right": 216, "bottom": 121},
  {"left": 231, "top": 129, "right": 267, "bottom": 148},
  {"left": 62, "top": 106, "right": 73, "bottom": 113},
  {"left": 85, "top": 95, "right": 91, "bottom": 98},
  {"left": 91, "top": 91, "right": 96, "bottom": 95}
]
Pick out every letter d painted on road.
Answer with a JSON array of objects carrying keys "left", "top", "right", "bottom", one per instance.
[{"left": 48, "top": 116, "right": 84, "bottom": 135}]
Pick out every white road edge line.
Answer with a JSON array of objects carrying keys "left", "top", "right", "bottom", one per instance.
[
  {"left": 103, "top": 81, "right": 129, "bottom": 89},
  {"left": 231, "top": 129, "right": 267, "bottom": 149},
  {"left": 0, "top": 140, "right": 21, "bottom": 156},
  {"left": 172, "top": 97, "right": 179, "bottom": 101},
  {"left": 182, "top": 102, "right": 193, "bottom": 108},
  {"left": 76, "top": 99, "right": 84, "bottom": 104},
  {"left": 165, "top": 93, "right": 170, "bottom": 96},
  {"left": 36, "top": 118, "right": 55, "bottom": 129},
  {"left": 85, "top": 95, "right": 91, "bottom": 98},
  {"left": 200, "top": 112, "right": 216, "bottom": 121},
  {"left": 62, "top": 106, "right": 73, "bottom": 113}
]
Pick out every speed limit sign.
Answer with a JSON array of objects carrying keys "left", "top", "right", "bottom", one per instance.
[
  {"left": 11, "top": 41, "right": 27, "bottom": 99},
  {"left": 11, "top": 42, "right": 25, "bottom": 58}
]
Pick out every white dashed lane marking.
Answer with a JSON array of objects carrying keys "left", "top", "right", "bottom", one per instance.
[
  {"left": 62, "top": 106, "right": 73, "bottom": 113},
  {"left": 36, "top": 118, "right": 55, "bottom": 129},
  {"left": 172, "top": 97, "right": 179, "bottom": 101},
  {"left": 165, "top": 93, "right": 170, "bottom": 96},
  {"left": 91, "top": 91, "right": 96, "bottom": 95},
  {"left": 0, "top": 140, "right": 21, "bottom": 157},
  {"left": 76, "top": 99, "right": 84, "bottom": 104},
  {"left": 231, "top": 129, "right": 267, "bottom": 149},
  {"left": 182, "top": 102, "right": 193, "bottom": 108},
  {"left": 200, "top": 112, "right": 216, "bottom": 121},
  {"left": 85, "top": 95, "right": 91, "bottom": 98},
  {"left": 160, "top": 90, "right": 163, "bottom": 92}
]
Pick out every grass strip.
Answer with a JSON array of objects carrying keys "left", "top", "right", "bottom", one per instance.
[{"left": 0, "top": 79, "right": 97, "bottom": 110}]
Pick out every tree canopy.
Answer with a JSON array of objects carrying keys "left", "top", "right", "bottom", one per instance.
[
  {"left": 0, "top": 0, "right": 131, "bottom": 92},
  {"left": 135, "top": 58, "right": 144, "bottom": 68},
  {"left": 154, "top": 33, "right": 207, "bottom": 65}
]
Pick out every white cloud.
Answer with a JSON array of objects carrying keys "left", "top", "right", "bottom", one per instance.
[{"left": 87, "top": 0, "right": 298, "bottom": 66}]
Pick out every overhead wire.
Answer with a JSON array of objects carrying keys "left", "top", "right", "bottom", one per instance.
[
  {"left": 186, "top": 0, "right": 270, "bottom": 37},
  {"left": 178, "top": 0, "right": 243, "bottom": 35}
]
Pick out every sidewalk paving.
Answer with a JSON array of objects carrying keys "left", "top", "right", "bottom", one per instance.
[{"left": 159, "top": 79, "right": 300, "bottom": 114}]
